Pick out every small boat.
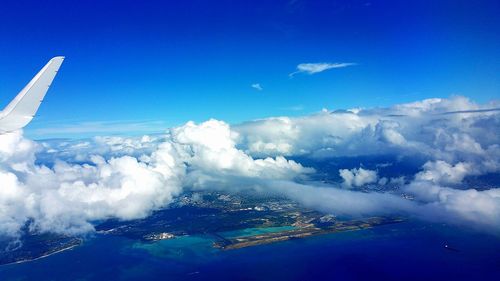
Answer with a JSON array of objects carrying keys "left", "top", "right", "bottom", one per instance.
[{"left": 444, "top": 244, "right": 460, "bottom": 252}]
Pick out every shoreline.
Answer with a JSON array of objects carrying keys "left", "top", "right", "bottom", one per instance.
[
  {"left": 0, "top": 239, "right": 82, "bottom": 267},
  {"left": 215, "top": 217, "right": 404, "bottom": 250}
]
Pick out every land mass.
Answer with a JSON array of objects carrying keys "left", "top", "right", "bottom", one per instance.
[
  {"left": 1, "top": 191, "right": 404, "bottom": 265},
  {"left": 214, "top": 217, "right": 403, "bottom": 250}
]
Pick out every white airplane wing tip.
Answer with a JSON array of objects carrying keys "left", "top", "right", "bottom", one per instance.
[{"left": 0, "top": 57, "right": 65, "bottom": 133}]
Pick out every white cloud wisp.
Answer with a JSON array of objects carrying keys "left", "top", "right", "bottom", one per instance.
[{"left": 289, "top": 62, "right": 355, "bottom": 77}]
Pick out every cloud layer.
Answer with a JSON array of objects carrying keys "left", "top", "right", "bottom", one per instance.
[
  {"left": 1, "top": 96, "right": 499, "bottom": 238},
  {"left": 0, "top": 120, "right": 309, "bottom": 237},
  {"left": 234, "top": 96, "right": 500, "bottom": 230}
]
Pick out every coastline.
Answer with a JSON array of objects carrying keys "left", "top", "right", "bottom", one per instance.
[
  {"left": 214, "top": 217, "right": 404, "bottom": 250},
  {"left": 0, "top": 239, "right": 82, "bottom": 267}
]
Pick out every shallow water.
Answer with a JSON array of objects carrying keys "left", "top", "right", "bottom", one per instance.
[{"left": 218, "top": 225, "right": 296, "bottom": 239}]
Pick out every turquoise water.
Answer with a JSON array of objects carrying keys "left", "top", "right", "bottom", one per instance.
[
  {"left": 1, "top": 221, "right": 499, "bottom": 280},
  {"left": 132, "top": 235, "right": 217, "bottom": 260},
  {"left": 131, "top": 226, "right": 295, "bottom": 260},
  {"left": 218, "top": 225, "right": 296, "bottom": 239}
]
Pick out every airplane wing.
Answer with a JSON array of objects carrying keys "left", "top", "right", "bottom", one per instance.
[{"left": 0, "top": 56, "right": 64, "bottom": 133}]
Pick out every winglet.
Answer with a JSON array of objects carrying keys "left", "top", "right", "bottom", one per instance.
[{"left": 0, "top": 57, "right": 64, "bottom": 133}]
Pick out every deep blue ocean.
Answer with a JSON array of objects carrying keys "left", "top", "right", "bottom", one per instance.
[{"left": 1, "top": 220, "right": 499, "bottom": 281}]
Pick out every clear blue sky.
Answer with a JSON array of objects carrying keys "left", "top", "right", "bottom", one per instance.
[{"left": 0, "top": 0, "right": 499, "bottom": 137}]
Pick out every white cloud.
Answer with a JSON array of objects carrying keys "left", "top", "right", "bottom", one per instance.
[
  {"left": 231, "top": 96, "right": 500, "bottom": 230},
  {"left": 0, "top": 120, "right": 310, "bottom": 238},
  {"left": 266, "top": 180, "right": 500, "bottom": 232},
  {"left": 170, "top": 119, "right": 312, "bottom": 187},
  {"left": 234, "top": 96, "right": 500, "bottom": 172},
  {"left": 1, "top": 96, "right": 500, "bottom": 239},
  {"left": 267, "top": 181, "right": 414, "bottom": 217},
  {"left": 251, "top": 83, "right": 263, "bottom": 91},
  {"left": 289, "top": 62, "right": 355, "bottom": 77},
  {"left": 405, "top": 181, "right": 500, "bottom": 230},
  {"left": 415, "top": 161, "right": 472, "bottom": 185},
  {"left": 0, "top": 131, "right": 185, "bottom": 237},
  {"left": 339, "top": 167, "right": 378, "bottom": 188},
  {"left": 38, "top": 135, "right": 163, "bottom": 163}
]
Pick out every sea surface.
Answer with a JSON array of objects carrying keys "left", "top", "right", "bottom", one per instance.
[{"left": 0, "top": 221, "right": 499, "bottom": 281}]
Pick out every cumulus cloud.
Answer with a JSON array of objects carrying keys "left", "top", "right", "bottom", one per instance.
[
  {"left": 235, "top": 96, "right": 500, "bottom": 172},
  {"left": 415, "top": 161, "right": 472, "bottom": 185},
  {"left": 251, "top": 83, "right": 263, "bottom": 91},
  {"left": 233, "top": 96, "right": 500, "bottom": 230},
  {"left": 170, "top": 119, "right": 312, "bottom": 187},
  {"left": 38, "top": 135, "right": 163, "bottom": 163},
  {"left": 0, "top": 120, "right": 309, "bottom": 238},
  {"left": 0, "top": 131, "right": 184, "bottom": 237},
  {"left": 289, "top": 62, "right": 355, "bottom": 77},
  {"left": 1, "top": 96, "right": 500, "bottom": 238},
  {"left": 404, "top": 181, "right": 500, "bottom": 230},
  {"left": 339, "top": 167, "right": 378, "bottom": 188}
]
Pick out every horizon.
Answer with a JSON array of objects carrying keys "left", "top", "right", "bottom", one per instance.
[{"left": 0, "top": 1, "right": 498, "bottom": 138}]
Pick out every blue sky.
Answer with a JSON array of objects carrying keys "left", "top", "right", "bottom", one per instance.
[{"left": 0, "top": 0, "right": 499, "bottom": 138}]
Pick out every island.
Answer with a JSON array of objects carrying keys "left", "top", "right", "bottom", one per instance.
[{"left": 1, "top": 190, "right": 404, "bottom": 265}]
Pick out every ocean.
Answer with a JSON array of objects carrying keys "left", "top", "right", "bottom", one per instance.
[{"left": 1, "top": 220, "right": 499, "bottom": 281}]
